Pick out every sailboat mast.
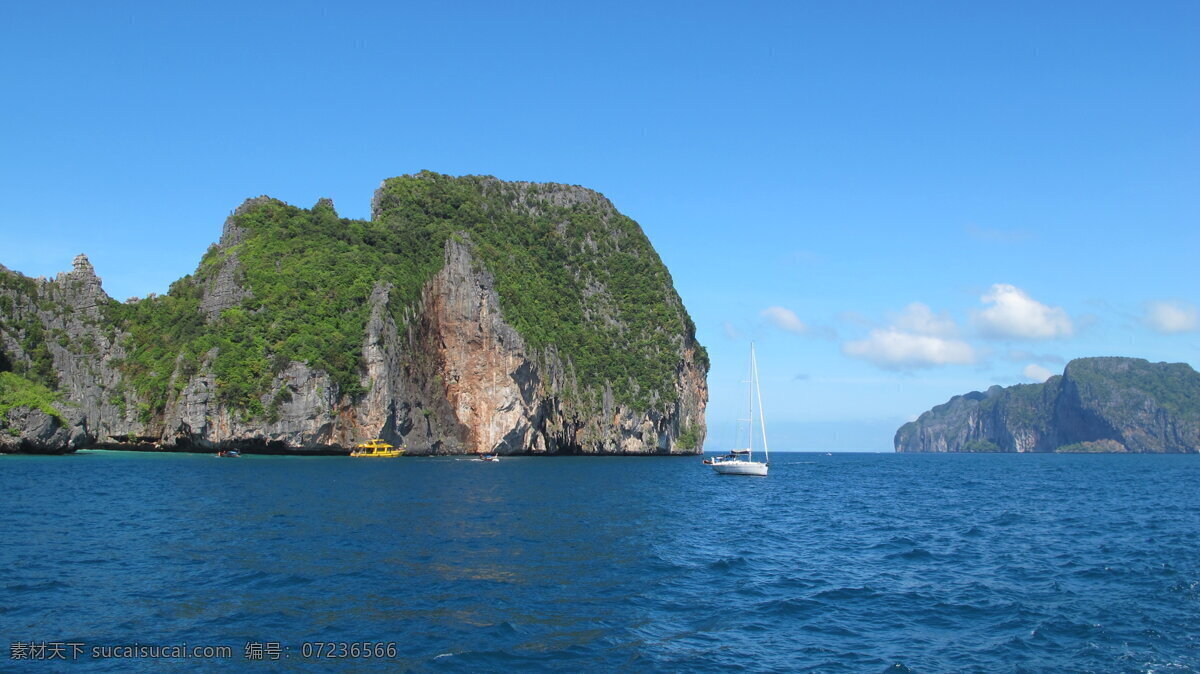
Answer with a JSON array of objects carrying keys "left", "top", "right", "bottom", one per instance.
[
  {"left": 752, "top": 343, "right": 770, "bottom": 464},
  {"left": 746, "top": 343, "right": 755, "bottom": 458}
]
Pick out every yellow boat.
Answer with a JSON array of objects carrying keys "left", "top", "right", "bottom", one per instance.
[{"left": 350, "top": 439, "right": 404, "bottom": 458}]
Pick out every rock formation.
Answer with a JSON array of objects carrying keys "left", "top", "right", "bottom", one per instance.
[
  {"left": 0, "top": 172, "right": 708, "bottom": 455},
  {"left": 895, "top": 357, "right": 1200, "bottom": 453}
]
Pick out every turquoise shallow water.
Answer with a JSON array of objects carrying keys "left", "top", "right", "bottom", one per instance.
[{"left": 2, "top": 451, "right": 1198, "bottom": 672}]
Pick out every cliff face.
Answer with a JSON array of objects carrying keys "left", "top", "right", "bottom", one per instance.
[
  {"left": 0, "top": 173, "right": 708, "bottom": 455},
  {"left": 895, "top": 357, "right": 1200, "bottom": 453},
  {"left": 0, "top": 256, "right": 129, "bottom": 451}
]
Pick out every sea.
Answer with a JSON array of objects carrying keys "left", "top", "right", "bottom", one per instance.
[{"left": 2, "top": 451, "right": 1198, "bottom": 672}]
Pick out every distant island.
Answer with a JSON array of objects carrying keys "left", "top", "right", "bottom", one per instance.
[
  {"left": 0, "top": 172, "right": 708, "bottom": 455},
  {"left": 896, "top": 357, "right": 1200, "bottom": 453}
]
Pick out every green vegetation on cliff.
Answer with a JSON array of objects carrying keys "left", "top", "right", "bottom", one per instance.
[
  {"left": 0, "top": 371, "right": 65, "bottom": 426},
  {"left": 1065, "top": 358, "right": 1200, "bottom": 423},
  {"left": 0, "top": 273, "right": 59, "bottom": 390},
  {"left": 1055, "top": 439, "right": 1127, "bottom": 453},
  {"left": 372, "top": 173, "right": 703, "bottom": 407},
  {"left": 103, "top": 172, "right": 704, "bottom": 416},
  {"left": 106, "top": 278, "right": 213, "bottom": 419}
]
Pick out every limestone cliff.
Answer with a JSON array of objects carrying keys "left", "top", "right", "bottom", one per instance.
[
  {"left": 0, "top": 172, "right": 708, "bottom": 455},
  {"left": 0, "top": 256, "right": 129, "bottom": 451},
  {"left": 895, "top": 357, "right": 1200, "bottom": 453}
]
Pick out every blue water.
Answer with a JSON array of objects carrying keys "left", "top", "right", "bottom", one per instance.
[{"left": 2, "top": 451, "right": 1198, "bottom": 672}]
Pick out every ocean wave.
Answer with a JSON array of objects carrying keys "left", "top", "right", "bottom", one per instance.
[{"left": 4, "top": 452, "right": 1198, "bottom": 672}]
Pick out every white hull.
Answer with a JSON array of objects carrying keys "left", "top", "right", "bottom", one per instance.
[{"left": 712, "top": 460, "right": 768, "bottom": 476}]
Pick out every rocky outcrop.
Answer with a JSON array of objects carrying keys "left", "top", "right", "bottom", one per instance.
[
  {"left": 405, "top": 236, "right": 540, "bottom": 453},
  {"left": 198, "top": 199, "right": 263, "bottom": 319},
  {"left": 896, "top": 357, "right": 1200, "bottom": 453},
  {"left": 0, "top": 254, "right": 131, "bottom": 452},
  {"left": 0, "top": 174, "right": 707, "bottom": 455},
  {"left": 387, "top": 236, "right": 708, "bottom": 455},
  {"left": 0, "top": 405, "right": 89, "bottom": 454}
]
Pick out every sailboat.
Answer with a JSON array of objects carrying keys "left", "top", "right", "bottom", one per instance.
[{"left": 712, "top": 343, "right": 770, "bottom": 476}]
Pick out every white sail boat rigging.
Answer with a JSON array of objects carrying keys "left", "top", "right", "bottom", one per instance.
[{"left": 711, "top": 342, "right": 770, "bottom": 476}]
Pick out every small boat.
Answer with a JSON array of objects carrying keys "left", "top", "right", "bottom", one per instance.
[
  {"left": 474, "top": 453, "right": 500, "bottom": 462},
  {"left": 350, "top": 439, "right": 404, "bottom": 458},
  {"left": 217, "top": 449, "right": 241, "bottom": 458},
  {"left": 712, "top": 343, "right": 770, "bottom": 477}
]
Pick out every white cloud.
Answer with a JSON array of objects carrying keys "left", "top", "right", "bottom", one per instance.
[
  {"left": 842, "top": 301, "right": 974, "bottom": 370},
  {"left": 842, "top": 328, "right": 976, "bottom": 370},
  {"left": 761, "top": 306, "right": 808, "bottom": 335},
  {"left": 893, "top": 302, "right": 958, "bottom": 337},
  {"left": 1144, "top": 300, "right": 1199, "bottom": 334},
  {"left": 973, "top": 284, "right": 1073, "bottom": 339},
  {"left": 1022, "top": 363, "right": 1055, "bottom": 382},
  {"left": 723, "top": 321, "right": 743, "bottom": 340}
]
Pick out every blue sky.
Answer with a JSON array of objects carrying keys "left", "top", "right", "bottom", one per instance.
[{"left": 2, "top": 1, "right": 1197, "bottom": 451}]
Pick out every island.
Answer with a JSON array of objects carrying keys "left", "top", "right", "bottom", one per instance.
[
  {"left": 895, "top": 357, "right": 1199, "bottom": 453},
  {"left": 0, "top": 172, "right": 708, "bottom": 455}
]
